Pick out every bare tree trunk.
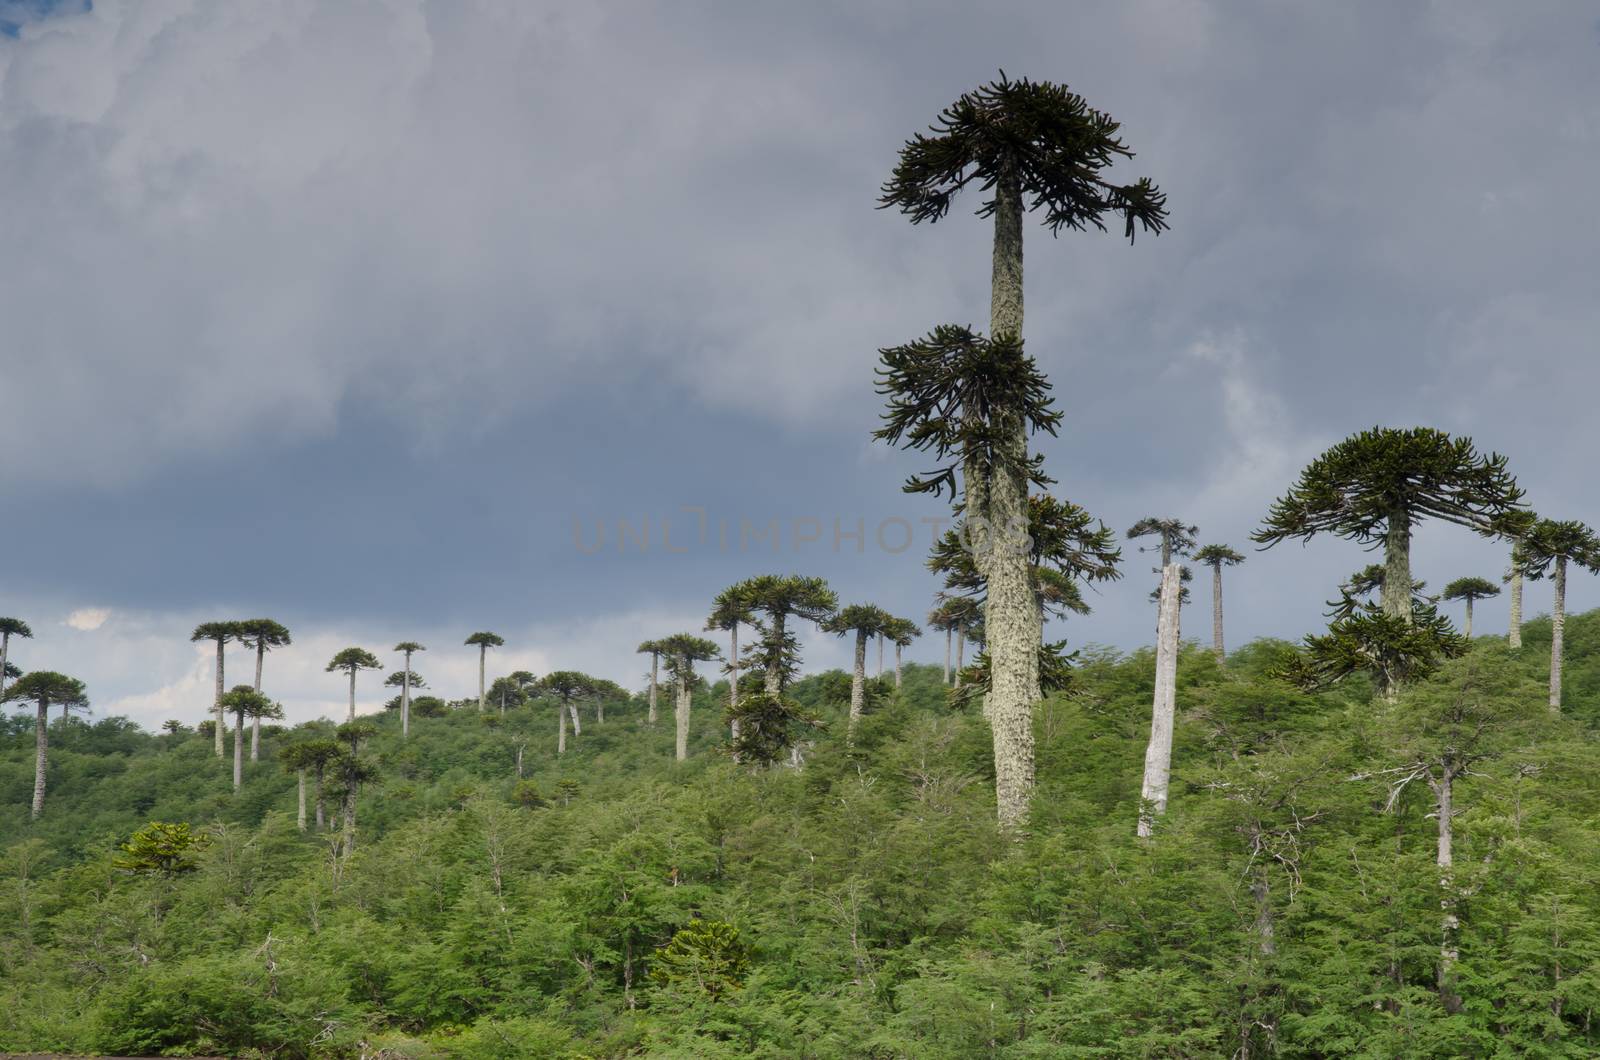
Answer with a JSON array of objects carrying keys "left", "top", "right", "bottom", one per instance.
[
  {"left": 877, "top": 632, "right": 884, "bottom": 677},
  {"left": 982, "top": 169, "right": 1041, "bottom": 831},
  {"left": 1437, "top": 764, "right": 1461, "bottom": 1012},
  {"left": 647, "top": 653, "right": 658, "bottom": 724},
  {"left": 729, "top": 625, "right": 741, "bottom": 757},
  {"left": 342, "top": 785, "right": 357, "bottom": 858},
  {"left": 1251, "top": 865, "right": 1275, "bottom": 958},
  {"left": 31, "top": 702, "right": 47, "bottom": 819},
  {"left": 1210, "top": 563, "right": 1225, "bottom": 661},
  {"left": 568, "top": 702, "right": 582, "bottom": 735},
  {"left": 954, "top": 628, "right": 965, "bottom": 689},
  {"left": 1550, "top": 556, "right": 1567, "bottom": 711},
  {"left": 765, "top": 616, "right": 785, "bottom": 699},
  {"left": 251, "top": 716, "right": 261, "bottom": 761},
  {"left": 402, "top": 651, "right": 412, "bottom": 739},
  {"left": 943, "top": 627, "right": 952, "bottom": 685},
  {"left": 214, "top": 639, "right": 226, "bottom": 757},
  {"left": 0, "top": 632, "right": 10, "bottom": 699},
  {"left": 848, "top": 628, "right": 867, "bottom": 739},
  {"left": 558, "top": 699, "right": 567, "bottom": 754},
  {"left": 233, "top": 708, "right": 244, "bottom": 791},
  {"left": 314, "top": 767, "right": 326, "bottom": 830},
  {"left": 1381, "top": 509, "right": 1413, "bottom": 623},
  {"left": 347, "top": 669, "right": 356, "bottom": 723},
  {"left": 595, "top": 696, "right": 603, "bottom": 724},
  {"left": 296, "top": 769, "right": 307, "bottom": 831},
  {"left": 894, "top": 643, "right": 904, "bottom": 690},
  {"left": 1464, "top": 596, "right": 1474, "bottom": 640},
  {"left": 675, "top": 678, "right": 690, "bottom": 762},
  {"left": 1138, "top": 564, "right": 1182, "bottom": 838},
  {"left": 478, "top": 645, "right": 486, "bottom": 712},
  {"left": 1508, "top": 561, "right": 1523, "bottom": 648}
]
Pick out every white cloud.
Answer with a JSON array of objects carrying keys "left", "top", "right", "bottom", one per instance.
[{"left": 65, "top": 607, "right": 111, "bottom": 631}]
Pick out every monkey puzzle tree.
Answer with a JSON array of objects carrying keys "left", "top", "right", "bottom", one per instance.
[
  {"left": 637, "top": 640, "right": 665, "bottom": 725},
  {"left": 1514, "top": 518, "right": 1600, "bottom": 711},
  {"left": 1440, "top": 577, "right": 1500, "bottom": 640},
  {"left": 722, "top": 575, "right": 835, "bottom": 765},
  {"left": 393, "top": 641, "right": 425, "bottom": 738},
  {"left": 219, "top": 685, "right": 277, "bottom": 790},
  {"left": 277, "top": 742, "right": 315, "bottom": 831},
  {"left": 191, "top": 621, "right": 241, "bottom": 757},
  {"left": 325, "top": 647, "right": 382, "bottom": 723},
  {"left": 2, "top": 671, "right": 87, "bottom": 819},
  {"left": 1505, "top": 542, "right": 1526, "bottom": 649},
  {"left": 657, "top": 633, "right": 721, "bottom": 762},
  {"left": 886, "top": 616, "right": 922, "bottom": 690},
  {"left": 384, "top": 669, "right": 426, "bottom": 714},
  {"left": 464, "top": 631, "right": 505, "bottom": 712},
  {"left": 0, "top": 618, "right": 32, "bottom": 698},
  {"left": 1254, "top": 427, "right": 1525, "bottom": 624},
  {"left": 486, "top": 675, "right": 526, "bottom": 716},
  {"left": 926, "top": 601, "right": 961, "bottom": 686},
  {"left": 1128, "top": 517, "right": 1198, "bottom": 568},
  {"left": 878, "top": 72, "right": 1166, "bottom": 830},
  {"left": 1193, "top": 544, "right": 1246, "bottom": 660},
  {"left": 822, "top": 604, "right": 894, "bottom": 738},
  {"left": 539, "top": 670, "right": 595, "bottom": 755},
  {"left": 235, "top": 618, "right": 290, "bottom": 694},
  {"left": 1278, "top": 605, "right": 1467, "bottom": 700}
]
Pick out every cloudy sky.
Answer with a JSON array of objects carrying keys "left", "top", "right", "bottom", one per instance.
[{"left": 4, "top": 0, "right": 1598, "bottom": 728}]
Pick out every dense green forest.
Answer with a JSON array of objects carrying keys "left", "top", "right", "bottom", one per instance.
[{"left": 3, "top": 613, "right": 1599, "bottom": 1057}]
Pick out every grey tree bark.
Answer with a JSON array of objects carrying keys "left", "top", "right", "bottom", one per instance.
[
  {"left": 0, "top": 631, "right": 11, "bottom": 699},
  {"left": 557, "top": 699, "right": 567, "bottom": 755},
  {"left": 1436, "top": 760, "right": 1461, "bottom": 1011},
  {"left": 213, "top": 639, "right": 226, "bottom": 757},
  {"left": 31, "top": 702, "right": 47, "bottom": 819},
  {"left": 728, "top": 625, "right": 740, "bottom": 752},
  {"left": 1508, "top": 560, "right": 1523, "bottom": 648},
  {"left": 1463, "top": 597, "right": 1474, "bottom": 640},
  {"left": 314, "top": 766, "right": 326, "bottom": 830},
  {"left": 894, "top": 643, "right": 904, "bottom": 690},
  {"left": 1550, "top": 556, "right": 1567, "bottom": 711},
  {"left": 1210, "top": 563, "right": 1225, "bottom": 661},
  {"left": 252, "top": 643, "right": 265, "bottom": 759},
  {"left": 401, "top": 648, "right": 413, "bottom": 739},
  {"left": 1381, "top": 510, "right": 1414, "bottom": 622},
  {"left": 342, "top": 786, "right": 357, "bottom": 858},
  {"left": 232, "top": 708, "right": 244, "bottom": 791},
  {"left": 943, "top": 627, "right": 952, "bottom": 685},
  {"left": 346, "top": 669, "right": 357, "bottom": 723},
  {"left": 847, "top": 628, "right": 868, "bottom": 739},
  {"left": 568, "top": 702, "right": 582, "bottom": 735},
  {"left": 296, "top": 769, "right": 307, "bottom": 832},
  {"left": 674, "top": 678, "right": 690, "bottom": 762},
  {"left": 877, "top": 632, "right": 884, "bottom": 677},
  {"left": 954, "top": 628, "right": 965, "bottom": 689},
  {"left": 1138, "top": 564, "right": 1182, "bottom": 838},
  {"left": 647, "top": 653, "right": 658, "bottom": 725},
  {"left": 477, "top": 646, "right": 487, "bottom": 712}
]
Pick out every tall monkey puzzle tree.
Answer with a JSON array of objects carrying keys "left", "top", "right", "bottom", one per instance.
[
  {"left": 1505, "top": 542, "right": 1526, "bottom": 648},
  {"left": 1514, "top": 518, "right": 1600, "bottom": 711},
  {"left": 1193, "top": 544, "right": 1245, "bottom": 660},
  {"left": 2, "top": 671, "right": 86, "bottom": 819},
  {"left": 465, "top": 631, "right": 504, "bottom": 712},
  {"left": 878, "top": 73, "right": 1165, "bottom": 829},
  {"left": 235, "top": 618, "right": 290, "bottom": 693},
  {"left": 0, "top": 618, "right": 32, "bottom": 699},
  {"left": 886, "top": 616, "right": 922, "bottom": 690},
  {"left": 220, "top": 685, "right": 276, "bottom": 790},
  {"left": 1440, "top": 577, "right": 1500, "bottom": 640},
  {"left": 191, "top": 621, "right": 241, "bottom": 757},
  {"left": 325, "top": 647, "right": 381, "bottom": 723},
  {"left": 394, "top": 641, "right": 425, "bottom": 738},
  {"left": 333, "top": 721, "right": 379, "bottom": 858},
  {"left": 538, "top": 671, "right": 593, "bottom": 755},
  {"left": 707, "top": 587, "right": 756, "bottom": 746},
  {"left": 1254, "top": 427, "right": 1525, "bottom": 625},
  {"left": 1128, "top": 518, "right": 1198, "bottom": 568},
  {"left": 658, "top": 634, "right": 721, "bottom": 762},
  {"left": 723, "top": 575, "right": 836, "bottom": 766},
  {"left": 822, "top": 604, "right": 894, "bottom": 738}
]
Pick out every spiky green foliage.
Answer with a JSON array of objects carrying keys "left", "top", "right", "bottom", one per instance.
[
  {"left": 1441, "top": 577, "right": 1501, "bottom": 603},
  {"left": 537, "top": 671, "right": 596, "bottom": 704},
  {"left": 234, "top": 618, "right": 290, "bottom": 658},
  {"left": 3, "top": 672, "right": 88, "bottom": 716},
  {"left": 325, "top": 648, "right": 381, "bottom": 676},
  {"left": 1276, "top": 604, "right": 1467, "bottom": 694},
  {"left": 1128, "top": 517, "right": 1198, "bottom": 564},
  {"left": 384, "top": 670, "right": 426, "bottom": 691},
  {"left": 219, "top": 686, "right": 279, "bottom": 722},
  {"left": 721, "top": 575, "right": 836, "bottom": 693},
  {"left": 879, "top": 71, "right": 1168, "bottom": 242},
  {"left": 874, "top": 326, "right": 1061, "bottom": 501},
  {"left": 464, "top": 631, "right": 505, "bottom": 649},
  {"left": 657, "top": 635, "right": 721, "bottom": 684},
  {"left": 1193, "top": 544, "right": 1246, "bottom": 570},
  {"left": 1327, "top": 565, "right": 1436, "bottom": 620},
  {"left": 113, "top": 821, "right": 208, "bottom": 876},
  {"left": 0, "top": 618, "right": 32, "bottom": 640},
  {"left": 1147, "top": 564, "right": 1194, "bottom": 605},
  {"left": 649, "top": 918, "right": 751, "bottom": 1001},
  {"left": 821, "top": 604, "right": 893, "bottom": 640},
  {"left": 951, "top": 641, "right": 1076, "bottom": 711},
  {"left": 1254, "top": 427, "right": 1525, "bottom": 547},
  {"left": 885, "top": 616, "right": 922, "bottom": 648},
  {"left": 1515, "top": 519, "right": 1600, "bottom": 579}
]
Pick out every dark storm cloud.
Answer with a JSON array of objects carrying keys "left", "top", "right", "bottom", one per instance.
[{"left": 1, "top": 0, "right": 1595, "bottom": 719}]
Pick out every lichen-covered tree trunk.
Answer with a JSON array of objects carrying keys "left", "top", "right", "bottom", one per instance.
[
  {"left": 1464, "top": 597, "right": 1474, "bottom": 640},
  {"left": 894, "top": 644, "right": 904, "bottom": 690},
  {"left": 1437, "top": 764, "right": 1461, "bottom": 1012},
  {"left": 954, "top": 628, "right": 965, "bottom": 689},
  {"left": 1382, "top": 510, "right": 1413, "bottom": 622},
  {"left": 1210, "top": 563, "right": 1225, "bottom": 661},
  {"left": 877, "top": 633, "right": 884, "bottom": 677},
  {"left": 1138, "top": 564, "right": 1182, "bottom": 838},
  {"left": 980, "top": 173, "right": 1042, "bottom": 830},
  {"left": 477, "top": 646, "right": 487, "bottom": 712},
  {"left": 347, "top": 669, "right": 358, "bottom": 723},
  {"left": 1508, "top": 561, "right": 1523, "bottom": 648},
  {"left": 568, "top": 702, "right": 582, "bottom": 736},
  {"left": 250, "top": 716, "right": 261, "bottom": 761},
  {"left": 1550, "top": 556, "right": 1567, "bottom": 711},
  {"left": 674, "top": 679, "right": 690, "bottom": 762},
  {"left": 557, "top": 700, "right": 567, "bottom": 755},
  {"left": 848, "top": 629, "right": 867, "bottom": 739},
  {"left": 764, "top": 616, "right": 785, "bottom": 700},
  {"left": 296, "top": 769, "right": 307, "bottom": 831},
  {"left": 943, "top": 628, "right": 952, "bottom": 685},
  {"left": 647, "top": 654, "right": 659, "bottom": 725},
  {"left": 233, "top": 708, "right": 244, "bottom": 791},
  {"left": 213, "top": 639, "right": 226, "bottom": 757},
  {"left": 31, "top": 702, "right": 48, "bottom": 819}
]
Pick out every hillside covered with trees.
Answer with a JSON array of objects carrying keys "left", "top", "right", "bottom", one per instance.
[{"left": 4, "top": 615, "right": 1600, "bottom": 1057}]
